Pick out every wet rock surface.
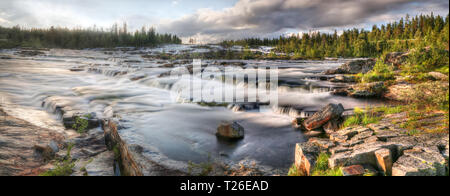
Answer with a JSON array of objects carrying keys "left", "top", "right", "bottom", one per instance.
[{"left": 0, "top": 109, "right": 65, "bottom": 176}]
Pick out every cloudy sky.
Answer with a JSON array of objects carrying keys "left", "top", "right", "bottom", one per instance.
[{"left": 0, "top": 0, "right": 448, "bottom": 43}]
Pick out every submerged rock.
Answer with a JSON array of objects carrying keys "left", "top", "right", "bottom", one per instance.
[
  {"left": 330, "top": 75, "right": 357, "bottom": 83},
  {"left": 216, "top": 121, "right": 245, "bottom": 139},
  {"left": 302, "top": 103, "right": 344, "bottom": 131}
]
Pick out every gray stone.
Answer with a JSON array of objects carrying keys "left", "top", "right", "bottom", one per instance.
[
  {"left": 341, "top": 165, "right": 365, "bottom": 176},
  {"left": 392, "top": 152, "right": 446, "bottom": 176},
  {"left": 216, "top": 121, "right": 245, "bottom": 139},
  {"left": 350, "top": 130, "right": 374, "bottom": 142},
  {"left": 308, "top": 138, "right": 336, "bottom": 150},
  {"left": 329, "top": 142, "right": 403, "bottom": 168},
  {"left": 329, "top": 133, "right": 348, "bottom": 143},
  {"left": 295, "top": 143, "right": 320, "bottom": 176}
]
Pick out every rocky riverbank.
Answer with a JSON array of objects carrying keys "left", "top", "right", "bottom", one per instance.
[
  {"left": 291, "top": 51, "right": 449, "bottom": 176},
  {"left": 294, "top": 107, "right": 449, "bottom": 176}
]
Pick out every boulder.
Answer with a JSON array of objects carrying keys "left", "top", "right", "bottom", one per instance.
[
  {"left": 428, "top": 72, "right": 448, "bottom": 81},
  {"left": 216, "top": 121, "right": 245, "bottom": 139},
  {"left": 375, "top": 148, "right": 393, "bottom": 176},
  {"left": 295, "top": 143, "right": 320, "bottom": 176},
  {"left": 384, "top": 83, "right": 414, "bottom": 102},
  {"left": 328, "top": 142, "right": 403, "bottom": 168},
  {"left": 392, "top": 148, "right": 447, "bottom": 176},
  {"left": 302, "top": 103, "right": 344, "bottom": 131},
  {"left": 341, "top": 165, "right": 365, "bottom": 176}
]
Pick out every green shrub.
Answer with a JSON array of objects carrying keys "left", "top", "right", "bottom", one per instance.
[
  {"left": 361, "top": 61, "right": 395, "bottom": 83},
  {"left": 342, "top": 107, "right": 381, "bottom": 128},
  {"left": 40, "top": 144, "right": 75, "bottom": 176},
  {"left": 409, "top": 82, "right": 449, "bottom": 112},
  {"left": 72, "top": 114, "right": 91, "bottom": 133},
  {"left": 407, "top": 47, "right": 449, "bottom": 73},
  {"left": 311, "top": 153, "right": 343, "bottom": 176}
]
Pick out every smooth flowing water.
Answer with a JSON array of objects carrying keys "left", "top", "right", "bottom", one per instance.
[{"left": 0, "top": 45, "right": 384, "bottom": 174}]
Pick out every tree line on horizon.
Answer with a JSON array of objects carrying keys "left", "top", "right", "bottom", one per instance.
[
  {"left": 0, "top": 23, "right": 182, "bottom": 49},
  {"left": 221, "top": 13, "right": 449, "bottom": 58}
]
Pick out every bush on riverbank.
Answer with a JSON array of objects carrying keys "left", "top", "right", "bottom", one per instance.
[{"left": 40, "top": 144, "right": 75, "bottom": 176}]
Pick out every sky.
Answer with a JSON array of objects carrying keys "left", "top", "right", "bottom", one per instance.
[{"left": 0, "top": 0, "right": 449, "bottom": 43}]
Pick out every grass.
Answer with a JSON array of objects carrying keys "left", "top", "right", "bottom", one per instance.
[
  {"left": 197, "top": 102, "right": 229, "bottom": 107},
  {"left": 72, "top": 114, "right": 92, "bottom": 133},
  {"left": 374, "top": 105, "right": 405, "bottom": 115},
  {"left": 342, "top": 107, "right": 381, "bottom": 128},
  {"left": 187, "top": 154, "right": 214, "bottom": 176},
  {"left": 40, "top": 143, "right": 75, "bottom": 176},
  {"left": 287, "top": 164, "right": 304, "bottom": 176},
  {"left": 311, "top": 153, "right": 343, "bottom": 176}
]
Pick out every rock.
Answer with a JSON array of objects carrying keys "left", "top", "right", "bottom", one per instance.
[
  {"left": 34, "top": 142, "right": 60, "bottom": 161},
  {"left": 295, "top": 143, "right": 320, "bottom": 176},
  {"left": 328, "top": 142, "right": 404, "bottom": 168},
  {"left": 308, "top": 138, "right": 336, "bottom": 151},
  {"left": 335, "top": 126, "right": 371, "bottom": 139},
  {"left": 302, "top": 103, "right": 344, "bottom": 131},
  {"left": 331, "top": 88, "right": 350, "bottom": 96},
  {"left": 330, "top": 75, "right": 357, "bottom": 83},
  {"left": 103, "top": 120, "right": 143, "bottom": 176},
  {"left": 130, "top": 75, "right": 146, "bottom": 81},
  {"left": 443, "top": 144, "right": 449, "bottom": 160},
  {"left": 392, "top": 148, "right": 447, "bottom": 176},
  {"left": 350, "top": 82, "right": 386, "bottom": 98},
  {"left": 216, "top": 121, "right": 245, "bottom": 139},
  {"left": 331, "top": 146, "right": 353, "bottom": 156},
  {"left": 323, "top": 118, "right": 342, "bottom": 134},
  {"left": 15, "top": 50, "right": 45, "bottom": 57},
  {"left": 69, "top": 67, "right": 85, "bottom": 72},
  {"left": 83, "top": 151, "right": 115, "bottom": 176},
  {"left": 349, "top": 129, "right": 374, "bottom": 142},
  {"left": 428, "top": 72, "right": 448, "bottom": 81},
  {"left": 341, "top": 165, "right": 365, "bottom": 176},
  {"left": 384, "top": 83, "right": 414, "bottom": 102},
  {"left": 375, "top": 148, "right": 393, "bottom": 176},
  {"left": 329, "top": 133, "right": 348, "bottom": 143},
  {"left": 324, "top": 59, "right": 376, "bottom": 75},
  {"left": 384, "top": 52, "right": 408, "bottom": 68}
]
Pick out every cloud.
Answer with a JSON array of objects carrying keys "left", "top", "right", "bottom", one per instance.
[{"left": 157, "top": 0, "right": 449, "bottom": 43}]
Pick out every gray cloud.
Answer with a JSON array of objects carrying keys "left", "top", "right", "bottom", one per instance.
[{"left": 157, "top": 0, "right": 449, "bottom": 43}]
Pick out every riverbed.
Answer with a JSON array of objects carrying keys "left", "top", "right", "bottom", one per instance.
[{"left": 0, "top": 45, "right": 384, "bottom": 175}]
